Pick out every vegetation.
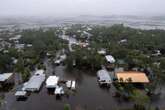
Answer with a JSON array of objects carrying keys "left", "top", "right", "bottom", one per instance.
[
  {"left": 66, "top": 45, "right": 105, "bottom": 71},
  {"left": 0, "top": 24, "right": 165, "bottom": 109},
  {"left": 0, "top": 28, "right": 67, "bottom": 82},
  {"left": 66, "top": 24, "right": 165, "bottom": 86},
  {"left": 65, "top": 24, "right": 165, "bottom": 109},
  {"left": 64, "top": 104, "right": 71, "bottom": 110}
]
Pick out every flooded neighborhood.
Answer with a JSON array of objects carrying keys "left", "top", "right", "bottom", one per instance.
[
  {"left": 0, "top": 0, "right": 165, "bottom": 109},
  {"left": 0, "top": 23, "right": 165, "bottom": 110}
]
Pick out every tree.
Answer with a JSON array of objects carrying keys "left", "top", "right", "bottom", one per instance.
[{"left": 131, "top": 90, "right": 150, "bottom": 110}]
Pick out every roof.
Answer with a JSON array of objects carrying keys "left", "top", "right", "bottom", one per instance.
[
  {"left": 24, "top": 74, "right": 45, "bottom": 91},
  {"left": 97, "top": 49, "right": 106, "bottom": 55},
  {"left": 15, "top": 91, "right": 27, "bottom": 96},
  {"left": 60, "top": 54, "right": 67, "bottom": 61},
  {"left": 116, "top": 71, "right": 149, "bottom": 83},
  {"left": 46, "top": 76, "right": 59, "bottom": 88},
  {"left": 0, "top": 73, "right": 13, "bottom": 82},
  {"left": 9, "top": 35, "right": 22, "bottom": 40},
  {"left": 54, "top": 86, "right": 64, "bottom": 95},
  {"left": 71, "top": 81, "right": 76, "bottom": 90},
  {"left": 105, "top": 55, "right": 115, "bottom": 63},
  {"left": 97, "top": 70, "right": 112, "bottom": 83},
  {"left": 54, "top": 60, "right": 61, "bottom": 64},
  {"left": 66, "top": 80, "right": 72, "bottom": 88},
  {"left": 35, "top": 69, "right": 44, "bottom": 75}
]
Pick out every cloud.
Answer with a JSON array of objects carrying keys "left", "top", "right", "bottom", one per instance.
[{"left": 0, "top": 0, "right": 164, "bottom": 16}]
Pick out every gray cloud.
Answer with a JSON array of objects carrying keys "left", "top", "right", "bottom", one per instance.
[{"left": 0, "top": 0, "right": 165, "bottom": 16}]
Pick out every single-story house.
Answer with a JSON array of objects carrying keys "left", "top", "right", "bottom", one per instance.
[
  {"left": 35, "top": 69, "right": 44, "bottom": 75},
  {"left": 105, "top": 55, "right": 116, "bottom": 69},
  {"left": 66, "top": 80, "right": 72, "bottom": 88},
  {"left": 60, "top": 54, "right": 67, "bottom": 61},
  {"left": 46, "top": 76, "right": 59, "bottom": 89},
  {"left": 26, "top": 44, "right": 32, "bottom": 47},
  {"left": 97, "top": 49, "right": 106, "bottom": 55},
  {"left": 66, "top": 80, "right": 76, "bottom": 90},
  {"left": 23, "top": 74, "right": 45, "bottom": 92},
  {"left": 0, "top": 73, "right": 14, "bottom": 84},
  {"left": 97, "top": 69, "right": 112, "bottom": 86},
  {"left": 118, "top": 39, "right": 128, "bottom": 44},
  {"left": 105, "top": 55, "right": 116, "bottom": 63},
  {"left": 9, "top": 35, "right": 22, "bottom": 41},
  {"left": 15, "top": 44, "right": 25, "bottom": 50},
  {"left": 15, "top": 91, "right": 27, "bottom": 99},
  {"left": 116, "top": 71, "right": 149, "bottom": 83},
  {"left": 71, "top": 80, "right": 76, "bottom": 90},
  {"left": 54, "top": 86, "right": 64, "bottom": 96}
]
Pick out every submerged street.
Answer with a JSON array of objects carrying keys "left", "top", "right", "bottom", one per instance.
[
  {"left": 0, "top": 57, "right": 165, "bottom": 110},
  {"left": 0, "top": 24, "right": 165, "bottom": 110},
  {"left": 0, "top": 57, "right": 134, "bottom": 110}
]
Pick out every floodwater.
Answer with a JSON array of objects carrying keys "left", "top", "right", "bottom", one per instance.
[{"left": 1, "top": 59, "right": 165, "bottom": 110}]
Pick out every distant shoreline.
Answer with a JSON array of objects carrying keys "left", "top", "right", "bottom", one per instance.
[{"left": 0, "top": 15, "right": 165, "bottom": 30}]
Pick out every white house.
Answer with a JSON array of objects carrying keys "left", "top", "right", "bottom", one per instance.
[
  {"left": 35, "top": 69, "right": 44, "bottom": 75},
  {"left": 0, "top": 73, "right": 14, "bottom": 83},
  {"left": 46, "top": 76, "right": 59, "bottom": 89},
  {"left": 105, "top": 55, "right": 115, "bottom": 63},
  {"left": 15, "top": 91, "right": 27, "bottom": 99},
  {"left": 97, "top": 49, "right": 106, "bottom": 55},
  {"left": 71, "top": 80, "right": 76, "bottom": 90},
  {"left": 97, "top": 70, "right": 112, "bottom": 86},
  {"left": 23, "top": 74, "right": 45, "bottom": 92},
  {"left": 54, "top": 86, "right": 64, "bottom": 96},
  {"left": 9, "top": 35, "right": 22, "bottom": 41}
]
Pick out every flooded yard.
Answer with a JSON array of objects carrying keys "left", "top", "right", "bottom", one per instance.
[{"left": 0, "top": 60, "right": 165, "bottom": 110}]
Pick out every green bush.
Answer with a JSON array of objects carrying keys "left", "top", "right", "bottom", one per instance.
[{"left": 64, "top": 104, "right": 71, "bottom": 110}]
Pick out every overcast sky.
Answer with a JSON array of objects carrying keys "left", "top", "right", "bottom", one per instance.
[{"left": 0, "top": 0, "right": 165, "bottom": 17}]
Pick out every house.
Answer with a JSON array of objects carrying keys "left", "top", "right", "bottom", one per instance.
[
  {"left": 9, "top": 35, "right": 22, "bottom": 41},
  {"left": 0, "top": 73, "right": 14, "bottom": 85},
  {"left": 97, "top": 70, "right": 112, "bottom": 87},
  {"left": 9, "top": 35, "right": 21, "bottom": 44},
  {"left": 46, "top": 76, "right": 59, "bottom": 89},
  {"left": 0, "top": 41, "right": 11, "bottom": 48},
  {"left": 23, "top": 74, "right": 45, "bottom": 92},
  {"left": 12, "top": 57, "right": 18, "bottom": 64},
  {"left": 54, "top": 59, "right": 61, "bottom": 65},
  {"left": 3, "top": 50, "right": 9, "bottom": 54},
  {"left": 66, "top": 80, "right": 72, "bottom": 88},
  {"left": 152, "top": 50, "right": 161, "bottom": 56},
  {"left": 26, "top": 44, "right": 32, "bottom": 47},
  {"left": 105, "top": 55, "right": 115, "bottom": 63},
  {"left": 71, "top": 80, "right": 76, "bottom": 90},
  {"left": 60, "top": 54, "right": 67, "bottom": 61},
  {"left": 15, "top": 44, "right": 25, "bottom": 50},
  {"left": 66, "top": 80, "right": 76, "bottom": 90},
  {"left": 54, "top": 86, "right": 64, "bottom": 96},
  {"left": 78, "top": 42, "right": 89, "bottom": 48},
  {"left": 116, "top": 71, "right": 149, "bottom": 83},
  {"left": 105, "top": 55, "right": 116, "bottom": 69},
  {"left": 34, "top": 69, "right": 44, "bottom": 75},
  {"left": 118, "top": 39, "right": 128, "bottom": 44},
  {"left": 97, "top": 49, "right": 106, "bottom": 55},
  {"left": 15, "top": 91, "right": 27, "bottom": 99}
]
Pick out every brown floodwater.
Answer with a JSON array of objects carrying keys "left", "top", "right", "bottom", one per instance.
[{"left": 1, "top": 62, "right": 165, "bottom": 110}]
